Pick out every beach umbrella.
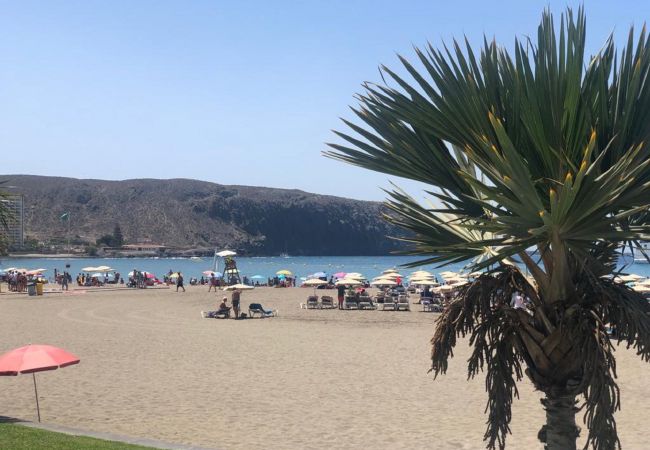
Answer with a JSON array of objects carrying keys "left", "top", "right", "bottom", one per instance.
[
  {"left": 276, "top": 270, "right": 293, "bottom": 276},
  {"left": 345, "top": 272, "right": 365, "bottom": 280},
  {"left": 371, "top": 279, "right": 396, "bottom": 286},
  {"left": 94, "top": 266, "right": 113, "bottom": 272},
  {"left": 223, "top": 284, "right": 254, "bottom": 291},
  {"left": 310, "top": 271, "right": 327, "bottom": 278},
  {"left": 303, "top": 278, "right": 327, "bottom": 294},
  {"left": 382, "top": 268, "right": 398, "bottom": 274},
  {"left": 203, "top": 270, "right": 223, "bottom": 277},
  {"left": 333, "top": 271, "right": 347, "bottom": 278},
  {"left": 439, "top": 271, "right": 458, "bottom": 277},
  {"left": 81, "top": 266, "right": 98, "bottom": 272},
  {"left": 216, "top": 250, "right": 237, "bottom": 257},
  {"left": 0, "top": 344, "right": 80, "bottom": 422},
  {"left": 26, "top": 269, "right": 46, "bottom": 276},
  {"left": 409, "top": 274, "right": 434, "bottom": 280},
  {"left": 414, "top": 280, "right": 440, "bottom": 286},
  {"left": 373, "top": 276, "right": 396, "bottom": 282},
  {"left": 335, "top": 278, "right": 363, "bottom": 286},
  {"left": 410, "top": 270, "right": 432, "bottom": 276},
  {"left": 251, "top": 275, "right": 265, "bottom": 280}
]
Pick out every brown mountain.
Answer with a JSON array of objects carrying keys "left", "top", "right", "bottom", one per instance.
[{"left": 4, "top": 175, "right": 405, "bottom": 256}]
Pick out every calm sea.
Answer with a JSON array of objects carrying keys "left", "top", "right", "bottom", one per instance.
[{"left": 1, "top": 254, "right": 647, "bottom": 281}]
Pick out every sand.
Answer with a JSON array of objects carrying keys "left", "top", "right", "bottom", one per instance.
[{"left": 0, "top": 286, "right": 647, "bottom": 449}]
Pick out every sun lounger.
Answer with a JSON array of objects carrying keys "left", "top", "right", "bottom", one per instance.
[
  {"left": 344, "top": 296, "right": 358, "bottom": 310},
  {"left": 421, "top": 297, "right": 433, "bottom": 312},
  {"left": 382, "top": 297, "right": 396, "bottom": 310},
  {"left": 321, "top": 296, "right": 335, "bottom": 309},
  {"left": 248, "top": 303, "right": 276, "bottom": 318},
  {"left": 307, "top": 295, "right": 320, "bottom": 309},
  {"left": 358, "top": 295, "right": 375, "bottom": 310},
  {"left": 396, "top": 294, "right": 410, "bottom": 311},
  {"left": 202, "top": 308, "right": 231, "bottom": 319}
]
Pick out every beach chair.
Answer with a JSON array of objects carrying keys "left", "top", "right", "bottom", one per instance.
[
  {"left": 396, "top": 294, "right": 410, "bottom": 311},
  {"left": 358, "top": 295, "right": 375, "bottom": 310},
  {"left": 374, "top": 292, "right": 385, "bottom": 304},
  {"left": 248, "top": 303, "right": 276, "bottom": 318},
  {"left": 202, "top": 308, "right": 230, "bottom": 319},
  {"left": 421, "top": 297, "right": 433, "bottom": 312},
  {"left": 382, "top": 297, "right": 396, "bottom": 311},
  {"left": 321, "top": 296, "right": 335, "bottom": 309},
  {"left": 307, "top": 295, "right": 320, "bottom": 309},
  {"left": 344, "top": 296, "right": 358, "bottom": 310}
]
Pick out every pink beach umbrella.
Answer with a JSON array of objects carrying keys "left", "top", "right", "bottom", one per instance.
[
  {"left": 333, "top": 272, "right": 347, "bottom": 279},
  {"left": 0, "top": 344, "right": 80, "bottom": 422}
]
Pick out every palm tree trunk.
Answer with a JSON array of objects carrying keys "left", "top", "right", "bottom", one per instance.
[{"left": 538, "top": 392, "right": 580, "bottom": 450}]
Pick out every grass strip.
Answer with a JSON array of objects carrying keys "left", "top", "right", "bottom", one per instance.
[{"left": 0, "top": 423, "right": 160, "bottom": 449}]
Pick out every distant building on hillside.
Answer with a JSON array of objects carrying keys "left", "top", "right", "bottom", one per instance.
[
  {"left": 2, "top": 194, "right": 24, "bottom": 248},
  {"left": 101, "top": 243, "right": 167, "bottom": 257}
]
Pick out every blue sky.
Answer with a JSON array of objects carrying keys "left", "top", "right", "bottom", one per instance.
[{"left": 1, "top": 1, "right": 649, "bottom": 201}]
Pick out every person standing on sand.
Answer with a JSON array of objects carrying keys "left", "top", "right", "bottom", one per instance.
[
  {"left": 208, "top": 274, "right": 217, "bottom": 292},
  {"left": 176, "top": 273, "right": 185, "bottom": 292},
  {"left": 232, "top": 288, "right": 241, "bottom": 318},
  {"left": 337, "top": 284, "right": 346, "bottom": 309},
  {"left": 62, "top": 271, "right": 69, "bottom": 291}
]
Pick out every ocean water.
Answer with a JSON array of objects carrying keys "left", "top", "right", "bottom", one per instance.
[
  {"left": 2, "top": 254, "right": 648, "bottom": 282},
  {"left": 1, "top": 255, "right": 470, "bottom": 281}
]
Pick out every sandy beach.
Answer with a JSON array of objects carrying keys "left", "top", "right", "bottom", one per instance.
[{"left": 0, "top": 286, "right": 647, "bottom": 449}]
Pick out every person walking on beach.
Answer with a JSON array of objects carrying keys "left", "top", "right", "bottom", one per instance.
[
  {"left": 208, "top": 274, "right": 217, "bottom": 292},
  {"left": 232, "top": 288, "right": 241, "bottom": 318},
  {"left": 337, "top": 283, "right": 346, "bottom": 309},
  {"left": 176, "top": 273, "right": 185, "bottom": 292}
]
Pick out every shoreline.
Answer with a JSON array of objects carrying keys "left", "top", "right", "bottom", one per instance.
[{"left": 5, "top": 253, "right": 398, "bottom": 259}]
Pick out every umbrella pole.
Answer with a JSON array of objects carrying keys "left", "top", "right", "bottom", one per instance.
[{"left": 32, "top": 372, "right": 41, "bottom": 422}]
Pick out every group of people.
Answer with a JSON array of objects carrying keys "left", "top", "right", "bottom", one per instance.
[
  {"left": 75, "top": 272, "right": 121, "bottom": 287},
  {"left": 4, "top": 270, "right": 30, "bottom": 292}
]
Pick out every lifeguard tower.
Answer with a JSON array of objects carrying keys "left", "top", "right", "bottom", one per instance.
[{"left": 213, "top": 250, "right": 241, "bottom": 285}]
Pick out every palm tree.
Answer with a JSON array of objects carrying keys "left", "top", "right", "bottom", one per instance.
[{"left": 326, "top": 7, "right": 650, "bottom": 450}]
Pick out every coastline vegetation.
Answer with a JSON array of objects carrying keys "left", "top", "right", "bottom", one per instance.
[{"left": 328, "top": 7, "right": 650, "bottom": 450}]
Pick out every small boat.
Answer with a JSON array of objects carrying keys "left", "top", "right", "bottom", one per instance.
[{"left": 190, "top": 256, "right": 203, "bottom": 262}]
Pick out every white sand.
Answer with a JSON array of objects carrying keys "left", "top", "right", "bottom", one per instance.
[{"left": 0, "top": 286, "right": 647, "bottom": 449}]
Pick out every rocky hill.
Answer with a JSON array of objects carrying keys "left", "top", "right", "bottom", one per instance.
[{"left": 3, "top": 175, "right": 405, "bottom": 256}]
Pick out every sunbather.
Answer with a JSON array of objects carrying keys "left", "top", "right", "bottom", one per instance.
[{"left": 202, "top": 297, "right": 231, "bottom": 318}]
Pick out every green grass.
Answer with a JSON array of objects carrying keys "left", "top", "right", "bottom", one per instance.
[{"left": 0, "top": 423, "right": 160, "bottom": 449}]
